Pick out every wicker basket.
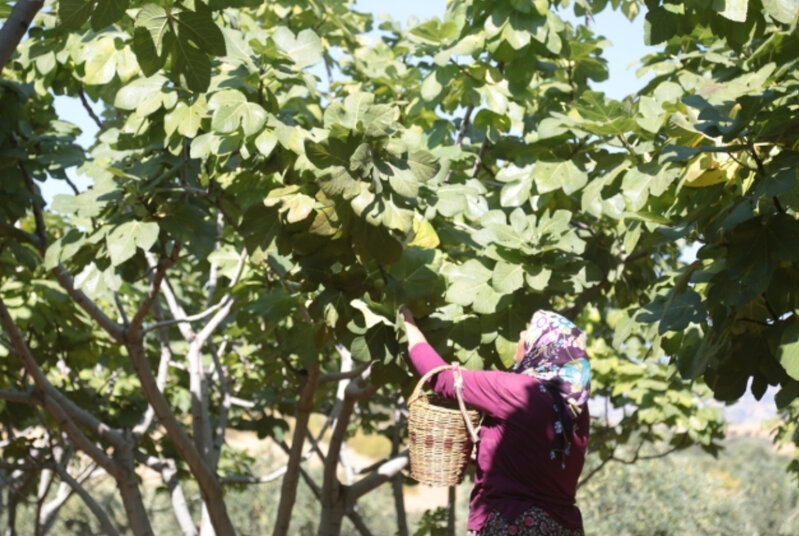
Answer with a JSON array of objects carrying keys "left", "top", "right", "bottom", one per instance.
[{"left": 407, "top": 365, "right": 481, "bottom": 487}]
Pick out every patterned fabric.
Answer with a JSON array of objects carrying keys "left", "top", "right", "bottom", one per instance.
[
  {"left": 517, "top": 310, "right": 590, "bottom": 416},
  {"left": 515, "top": 310, "right": 591, "bottom": 467},
  {"left": 468, "top": 507, "right": 585, "bottom": 536}
]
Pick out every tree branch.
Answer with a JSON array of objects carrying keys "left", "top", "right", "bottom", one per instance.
[
  {"left": 127, "top": 245, "right": 182, "bottom": 340},
  {"left": 0, "top": 388, "right": 37, "bottom": 405},
  {"left": 78, "top": 89, "right": 104, "bottom": 130},
  {"left": 0, "top": 0, "right": 44, "bottom": 74},
  {"left": 347, "top": 454, "right": 409, "bottom": 503},
  {"left": 52, "top": 264, "right": 127, "bottom": 342},
  {"left": 0, "top": 297, "right": 120, "bottom": 476},
  {"left": 123, "top": 340, "right": 236, "bottom": 535},
  {"left": 470, "top": 137, "right": 489, "bottom": 179},
  {"left": 273, "top": 363, "right": 321, "bottom": 536},
  {"left": 138, "top": 455, "right": 197, "bottom": 536},
  {"left": 0, "top": 221, "right": 41, "bottom": 248},
  {"left": 133, "top": 300, "right": 173, "bottom": 437},
  {"left": 142, "top": 295, "right": 232, "bottom": 333},
  {"left": 49, "top": 460, "right": 119, "bottom": 536}
]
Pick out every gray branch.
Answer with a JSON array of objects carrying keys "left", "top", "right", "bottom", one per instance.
[{"left": 0, "top": 0, "right": 44, "bottom": 74}]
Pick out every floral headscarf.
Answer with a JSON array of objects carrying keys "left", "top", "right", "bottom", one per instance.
[{"left": 515, "top": 310, "right": 591, "bottom": 466}]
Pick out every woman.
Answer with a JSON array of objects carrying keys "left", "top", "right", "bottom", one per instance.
[{"left": 400, "top": 307, "right": 590, "bottom": 536}]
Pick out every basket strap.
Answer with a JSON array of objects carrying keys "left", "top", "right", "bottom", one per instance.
[
  {"left": 408, "top": 364, "right": 454, "bottom": 405},
  {"left": 408, "top": 364, "right": 481, "bottom": 444},
  {"left": 453, "top": 365, "right": 480, "bottom": 444}
]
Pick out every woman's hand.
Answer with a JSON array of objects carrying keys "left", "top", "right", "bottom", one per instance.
[
  {"left": 399, "top": 305, "right": 415, "bottom": 326},
  {"left": 398, "top": 305, "right": 427, "bottom": 349}
]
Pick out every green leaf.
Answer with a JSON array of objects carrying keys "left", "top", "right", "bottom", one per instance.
[
  {"left": 778, "top": 321, "right": 799, "bottom": 380},
  {"left": 713, "top": 0, "right": 749, "bottom": 23},
  {"left": 492, "top": 261, "right": 525, "bottom": 293},
  {"left": 350, "top": 299, "right": 393, "bottom": 329},
  {"left": 114, "top": 75, "right": 174, "bottom": 116},
  {"left": 272, "top": 27, "right": 322, "bottom": 69},
  {"left": 172, "top": 37, "right": 212, "bottom": 92},
  {"left": 164, "top": 98, "right": 206, "bottom": 138},
  {"left": 134, "top": 4, "right": 170, "bottom": 56},
  {"left": 305, "top": 138, "right": 355, "bottom": 169},
  {"left": 574, "top": 92, "right": 638, "bottom": 136},
  {"left": 59, "top": 0, "right": 95, "bottom": 30},
  {"left": 762, "top": 0, "right": 799, "bottom": 24},
  {"left": 190, "top": 132, "right": 218, "bottom": 159},
  {"left": 209, "top": 90, "right": 266, "bottom": 136},
  {"left": 132, "top": 27, "right": 166, "bottom": 76},
  {"left": 497, "top": 164, "right": 534, "bottom": 207},
  {"left": 91, "top": 0, "right": 128, "bottom": 31},
  {"left": 638, "top": 289, "right": 705, "bottom": 334},
  {"left": 350, "top": 222, "right": 402, "bottom": 265},
  {"left": 106, "top": 221, "right": 159, "bottom": 266},
  {"left": 74, "top": 262, "right": 122, "bottom": 299},
  {"left": 176, "top": 7, "right": 226, "bottom": 56},
  {"left": 525, "top": 266, "right": 551, "bottom": 291},
  {"left": 324, "top": 93, "right": 374, "bottom": 131},
  {"left": 407, "top": 217, "right": 440, "bottom": 249},
  {"left": 444, "top": 259, "right": 492, "bottom": 307},
  {"left": 263, "top": 186, "right": 315, "bottom": 224},
  {"left": 408, "top": 151, "right": 440, "bottom": 183},
  {"left": 350, "top": 143, "right": 373, "bottom": 174},
  {"left": 82, "top": 36, "right": 118, "bottom": 85},
  {"left": 318, "top": 167, "right": 362, "bottom": 200},
  {"left": 533, "top": 161, "right": 588, "bottom": 194},
  {"left": 379, "top": 159, "right": 420, "bottom": 199},
  {"left": 255, "top": 129, "right": 278, "bottom": 157}
]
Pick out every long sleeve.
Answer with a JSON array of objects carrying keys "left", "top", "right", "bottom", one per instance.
[{"left": 408, "top": 342, "right": 543, "bottom": 420}]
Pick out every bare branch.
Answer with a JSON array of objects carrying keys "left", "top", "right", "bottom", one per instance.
[
  {"left": 205, "top": 213, "right": 225, "bottom": 309},
  {"left": 127, "top": 244, "right": 182, "bottom": 340},
  {"left": 138, "top": 455, "right": 197, "bottom": 536},
  {"left": 0, "top": 388, "right": 37, "bottom": 405},
  {"left": 470, "top": 137, "right": 489, "bottom": 179},
  {"left": 114, "top": 292, "right": 130, "bottom": 327},
  {"left": 50, "top": 460, "right": 119, "bottom": 536},
  {"left": 142, "top": 295, "right": 232, "bottom": 334},
  {"left": 0, "top": 0, "right": 44, "bottom": 74},
  {"left": 347, "top": 454, "right": 409, "bottom": 503},
  {"left": 391, "top": 403, "right": 409, "bottom": 536},
  {"left": 133, "top": 299, "right": 173, "bottom": 437},
  {"left": 78, "top": 89, "right": 103, "bottom": 130},
  {"left": 319, "top": 361, "right": 373, "bottom": 384}
]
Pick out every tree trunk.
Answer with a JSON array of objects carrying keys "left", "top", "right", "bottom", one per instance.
[
  {"left": 272, "top": 363, "right": 321, "bottom": 536},
  {"left": 391, "top": 407, "right": 409, "bottom": 536},
  {"left": 0, "top": 0, "right": 44, "bottom": 74},
  {"left": 114, "top": 441, "right": 155, "bottom": 536},
  {"left": 318, "top": 498, "right": 347, "bottom": 536},
  {"left": 447, "top": 487, "right": 456, "bottom": 536},
  {"left": 125, "top": 342, "right": 236, "bottom": 535}
]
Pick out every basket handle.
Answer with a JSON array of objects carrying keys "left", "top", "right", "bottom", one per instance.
[{"left": 409, "top": 364, "right": 480, "bottom": 444}]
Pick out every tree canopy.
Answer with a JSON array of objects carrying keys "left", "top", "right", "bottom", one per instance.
[{"left": 1, "top": 0, "right": 798, "bottom": 534}]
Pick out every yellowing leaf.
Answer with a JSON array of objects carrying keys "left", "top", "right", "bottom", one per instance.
[
  {"left": 407, "top": 216, "right": 440, "bottom": 249},
  {"left": 682, "top": 153, "right": 738, "bottom": 188}
]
